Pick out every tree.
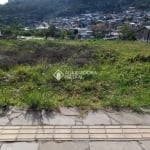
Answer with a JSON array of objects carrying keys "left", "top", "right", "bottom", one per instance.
[
  {"left": 119, "top": 24, "right": 137, "bottom": 40},
  {"left": 0, "top": 24, "right": 24, "bottom": 39},
  {"left": 59, "top": 29, "right": 70, "bottom": 39},
  {"left": 92, "top": 23, "right": 108, "bottom": 38},
  {"left": 34, "top": 29, "right": 46, "bottom": 37},
  {"left": 45, "top": 24, "right": 57, "bottom": 39}
]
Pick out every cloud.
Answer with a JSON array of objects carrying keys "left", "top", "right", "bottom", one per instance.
[{"left": 0, "top": 0, "right": 8, "bottom": 5}]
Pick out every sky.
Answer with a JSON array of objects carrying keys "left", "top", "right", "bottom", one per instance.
[{"left": 0, "top": 0, "right": 8, "bottom": 5}]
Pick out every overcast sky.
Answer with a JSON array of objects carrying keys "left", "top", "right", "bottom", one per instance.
[{"left": 0, "top": 0, "right": 8, "bottom": 5}]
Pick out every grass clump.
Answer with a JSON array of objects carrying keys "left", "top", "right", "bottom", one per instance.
[{"left": 0, "top": 39, "right": 149, "bottom": 111}]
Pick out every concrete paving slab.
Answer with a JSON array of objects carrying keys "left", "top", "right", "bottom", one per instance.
[
  {"left": 54, "top": 134, "right": 71, "bottom": 139},
  {"left": 11, "top": 114, "right": 42, "bottom": 125},
  {"left": 1, "top": 142, "right": 39, "bottom": 150},
  {"left": 42, "top": 113, "right": 75, "bottom": 125},
  {"left": 9, "top": 113, "right": 22, "bottom": 119},
  {"left": 0, "top": 125, "right": 149, "bottom": 142},
  {"left": 90, "top": 134, "right": 107, "bottom": 139},
  {"left": 83, "top": 111, "right": 111, "bottom": 125},
  {"left": 60, "top": 107, "right": 80, "bottom": 116},
  {"left": 0, "top": 108, "right": 150, "bottom": 126},
  {"left": 0, "top": 134, "right": 17, "bottom": 141},
  {"left": 90, "top": 142, "right": 142, "bottom": 150},
  {"left": 142, "top": 134, "right": 150, "bottom": 138},
  {"left": 141, "top": 141, "right": 150, "bottom": 150},
  {"left": 39, "top": 142, "right": 89, "bottom": 150},
  {"left": 0, "top": 117, "right": 9, "bottom": 125},
  {"left": 72, "top": 129, "right": 89, "bottom": 133},
  {"left": 11, "top": 114, "right": 34, "bottom": 125},
  {"left": 107, "top": 111, "right": 150, "bottom": 125},
  {"left": 10, "top": 107, "right": 27, "bottom": 113},
  {"left": 35, "top": 134, "right": 53, "bottom": 140},
  {"left": 17, "top": 134, "right": 36, "bottom": 141}
]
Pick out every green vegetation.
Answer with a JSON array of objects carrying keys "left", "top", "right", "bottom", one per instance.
[
  {"left": 0, "top": 24, "right": 76, "bottom": 40},
  {"left": 119, "top": 24, "right": 137, "bottom": 41},
  {"left": 0, "top": 0, "right": 149, "bottom": 25},
  {"left": 0, "top": 39, "right": 149, "bottom": 111}
]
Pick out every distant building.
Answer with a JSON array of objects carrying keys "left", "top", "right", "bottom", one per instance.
[
  {"left": 73, "top": 28, "right": 93, "bottom": 39},
  {"left": 104, "top": 32, "right": 119, "bottom": 40},
  {"left": 36, "top": 22, "right": 49, "bottom": 30},
  {"left": 137, "top": 26, "right": 150, "bottom": 42}
]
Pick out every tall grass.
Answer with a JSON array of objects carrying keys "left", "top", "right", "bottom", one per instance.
[{"left": 0, "top": 39, "right": 149, "bottom": 111}]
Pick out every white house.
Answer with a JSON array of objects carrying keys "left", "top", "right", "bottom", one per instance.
[{"left": 76, "top": 28, "right": 93, "bottom": 39}]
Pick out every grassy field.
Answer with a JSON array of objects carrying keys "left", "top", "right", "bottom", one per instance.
[{"left": 0, "top": 39, "right": 149, "bottom": 111}]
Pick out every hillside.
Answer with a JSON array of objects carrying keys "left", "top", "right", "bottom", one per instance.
[
  {"left": 0, "top": 0, "right": 149, "bottom": 25},
  {"left": 134, "top": 0, "right": 150, "bottom": 9},
  {"left": 0, "top": 39, "right": 149, "bottom": 111}
]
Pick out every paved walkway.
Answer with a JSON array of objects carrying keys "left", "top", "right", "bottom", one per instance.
[
  {"left": 0, "top": 141, "right": 150, "bottom": 150},
  {"left": 0, "top": 107, "right": 150, "bottom": 150},
  {"left": 1, "top": 107, "right": 150, "bottom": 126},
  {"left": 0, "top": 125, "right": 150, "bottom": 142}
]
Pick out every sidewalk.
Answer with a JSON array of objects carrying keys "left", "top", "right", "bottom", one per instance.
[
  {"left": 0, "top": 141, "right": 150, "bottom": 150},
  {"left": 1, "top": 107, "right": 150, "bottom": 126},
  {"left": 0, "top": 125, "right": 150, "bottom": 142},
  {"left": 0, "top": 107, "right": 150, "bottom": 150}
]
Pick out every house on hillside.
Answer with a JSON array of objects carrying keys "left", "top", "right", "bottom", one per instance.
[
  {"left": 137, "top": 26, "right": 150, "bottom": 42},
  {"left": 104, "top": 31, "right": 119, "bottom": 40},
  {"left": 36, "top": 22, "right": 49, "bottom": 30},
  {"left": 72, "top": 28, "right": 93, "bottom": 39}
]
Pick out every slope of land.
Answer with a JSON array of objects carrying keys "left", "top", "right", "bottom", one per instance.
[
  {"left": 0, "top": 39, "right": 149, "bottom": 111},
  {"left": 0, "top": 0, "right": 150, "bottom": 25}
]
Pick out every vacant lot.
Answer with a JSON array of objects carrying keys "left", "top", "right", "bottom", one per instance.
[{"left": 0, "top": 39, "right": 149, "bottom": 111}]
